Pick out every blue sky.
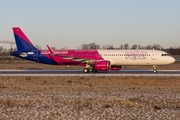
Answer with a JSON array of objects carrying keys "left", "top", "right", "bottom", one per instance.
[{"left": 0, "top": 0, "right": 180, "bottom": 49}]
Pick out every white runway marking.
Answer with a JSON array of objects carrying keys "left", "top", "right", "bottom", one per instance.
[
  {"left": 0, "top": 69, "right": 180, "bottom": 72},
  {"left": 0, "top": 70, "right": 180, "bottom": 76},
  {"left": 1, "top": 74, "right": 180, "bottom": 76}
]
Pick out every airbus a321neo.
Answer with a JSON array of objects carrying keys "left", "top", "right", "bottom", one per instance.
[{"left": 10, "top": 27, "right": 175, "bottom": 73}]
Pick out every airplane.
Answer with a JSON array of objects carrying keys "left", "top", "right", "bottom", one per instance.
[{"left": 10, "top": 27, "right": 175, "bottom": 73}]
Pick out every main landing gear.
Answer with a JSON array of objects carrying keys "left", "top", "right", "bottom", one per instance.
[
  {"left": 83, "top": 64, "right": 91, "bottom": 73},
  {"left": 83, "top": 68, "right": 89, "bottom": 73},
  {"left": 92, "top": 68, "right": 97, "bottom": 73},
  {"left": 83, "top": 64, "right": 97, "bottom": 73},
  {"left": 153, "top": 65, "right": 157, "bottom": 73},
  {"left": 83, "top": 68, "right": 97, "bottom": 73}
]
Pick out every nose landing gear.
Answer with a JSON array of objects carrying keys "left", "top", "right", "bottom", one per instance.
[{"left": 153, "top": 65, "right": 157, "bottom": 73}]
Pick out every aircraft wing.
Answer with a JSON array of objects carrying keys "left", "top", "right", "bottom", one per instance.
[{"left": 46, "top": 45, "right": 99, "bottom": 64}]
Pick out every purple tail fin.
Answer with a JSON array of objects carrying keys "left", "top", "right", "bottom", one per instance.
[{"left": 13, "top": 27, "right": 37, "bottom": 51}]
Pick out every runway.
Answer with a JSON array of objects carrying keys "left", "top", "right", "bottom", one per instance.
[{"left": 0, "top": 70, "right": 180, "bottom": 76}]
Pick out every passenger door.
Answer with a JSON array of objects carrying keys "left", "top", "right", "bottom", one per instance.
[{"left": 151, "top": 51, "right": 156, "bottom": 60}]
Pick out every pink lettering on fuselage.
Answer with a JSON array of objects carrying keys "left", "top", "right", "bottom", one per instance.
[
  {"left": 55, "top": 51, "right": 68, "bottom": 54},
  {"left": 125, "top": 51, "right": 147, "bottom": 60}
]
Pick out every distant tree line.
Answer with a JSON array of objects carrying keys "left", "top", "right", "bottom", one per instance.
[
  {"left": 0, "top": 46, "right": 17, "bottom": 55},
  {"left": 166, "top": 48, "right": 180, "bottom": 55},
  {"left": 0, "top": 46, "right": 20, "bottom": 61},
  {"left": 78, "top": 43, "right": 164, "bottom": 50},
  {"left": 78, "top": 43, "right": 180, "bottom": 55}
]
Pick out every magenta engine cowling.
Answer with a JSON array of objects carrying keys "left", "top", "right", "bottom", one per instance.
[{"left": 94, "top": 61, "right": 110, "bottom": 71}]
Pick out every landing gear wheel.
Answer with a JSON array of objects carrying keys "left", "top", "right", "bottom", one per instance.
[
  {"left": 153, "top": 65, "right": 157, "bottom": 73},
  {"left": 92, "top": 69, "right": 97, "bottom": 73},
  {"left": 153, "top": 70, "right": 157, "bottom": 73},
  {"left": 83, "top": 68, "right": 89, "bottom": 73}
]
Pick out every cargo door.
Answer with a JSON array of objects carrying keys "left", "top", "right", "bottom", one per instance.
[{"left": 33, "top": 50, "right": 38, "bottom": 60}]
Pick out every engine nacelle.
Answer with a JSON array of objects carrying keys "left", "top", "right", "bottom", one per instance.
[
  {"left": 110, "top": 66, "right": 121, "bottom": 70},
  {"left": 94, "top": 61, "right": 110, "bottom": 71}
]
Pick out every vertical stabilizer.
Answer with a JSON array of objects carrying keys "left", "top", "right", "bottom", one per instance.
[{"left": 13, "top": 27, "right": 37, "bottom": 51}]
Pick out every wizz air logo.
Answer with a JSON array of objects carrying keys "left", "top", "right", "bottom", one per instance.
[
  {"left": 20, "top": 52, "right": 27, "bottom": 57},
  {"left": 125, "top": 51, "right": 147, "bottom": 60}
]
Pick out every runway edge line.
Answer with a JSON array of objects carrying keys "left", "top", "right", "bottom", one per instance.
[{"left": 1, "top": 74, "right": 180, "bottom": 76}]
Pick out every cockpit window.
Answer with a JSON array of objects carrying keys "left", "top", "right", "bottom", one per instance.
[{"left": 162, "top": 54, "right": 169, "bottom": 56}]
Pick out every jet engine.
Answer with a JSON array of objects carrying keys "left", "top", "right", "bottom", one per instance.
[{"left": 94, "top": 61, "right": 110, "bottom": 71}]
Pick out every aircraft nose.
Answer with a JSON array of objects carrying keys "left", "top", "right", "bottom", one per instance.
[{"left": 169, "top": 57, "right": 175, "bottom": 64}]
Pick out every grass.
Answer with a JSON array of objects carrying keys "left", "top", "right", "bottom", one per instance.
[{"left": 0, "top": 62, "right": 180, "bottom": 119}]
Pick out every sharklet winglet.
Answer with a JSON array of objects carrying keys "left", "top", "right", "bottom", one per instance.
[{"left": 47, "top": 45, "right": 55, "bottom": 55}]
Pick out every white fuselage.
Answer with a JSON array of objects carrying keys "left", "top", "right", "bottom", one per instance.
[{"left": 98, "top": 49, "right": 175, "bottom": 66}]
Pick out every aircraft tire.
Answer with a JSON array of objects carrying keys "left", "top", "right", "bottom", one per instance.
[
  {"left": 153, "top": 70, "right": 157, "bottom": 73},
  {"left": 92, "top": 69, "right": 97, "bottom": 73},
  {"left": 83, "top": 68, "right": 89, "bottom": 73}
]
